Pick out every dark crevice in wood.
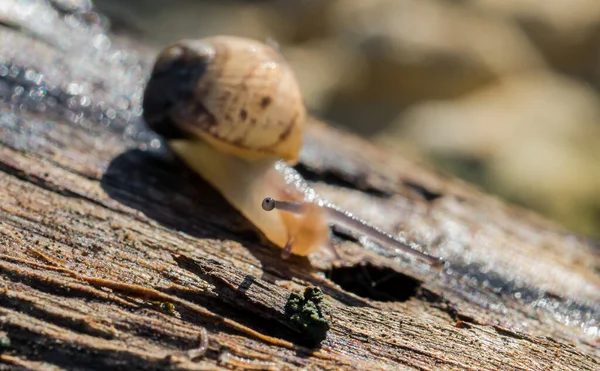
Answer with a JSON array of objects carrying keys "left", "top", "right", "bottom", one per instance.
[
  {"left": 330, "top": 226, "right": 360, "bottom": 243},
  {"left": 403, "top": 181, "right": 443, "bottom": 202},
  {"left": 328, "top": 262, "right": 421, "bottom": 303},
  {"left": 294, "top": 163, "right": 393, "bottom": 198}
]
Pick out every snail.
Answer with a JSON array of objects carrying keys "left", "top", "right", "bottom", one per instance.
[{"left": 142, "top": 35, "right": 442, "bottom": 267}]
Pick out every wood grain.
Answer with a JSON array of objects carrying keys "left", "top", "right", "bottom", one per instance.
[{"left": 0, "top": 1, "right": 598, "bottom": 370}]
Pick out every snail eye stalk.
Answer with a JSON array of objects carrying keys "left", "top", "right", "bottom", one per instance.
[
  {"left": 261, "top": 197, "right": 304, "bottom": 214},
  {"left": 261, "top": 197, "right": 444, "bottom": 268}
]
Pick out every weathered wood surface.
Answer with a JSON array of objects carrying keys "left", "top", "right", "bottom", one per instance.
[{"left": 0, "top": 1, "right": 599, "bottom": 370}]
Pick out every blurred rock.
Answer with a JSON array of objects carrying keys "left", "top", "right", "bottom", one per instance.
[
  {"left": 283, "top": 39, "right": 361, "bottom": 112},
  {"left": 375, "top": 71, "right": 600, "bottom": 236},
  {"left": 261, "top": 0, "right": 336, "bottom": 43},
  {"left": 95, "top": 0, "right": 272, "bottom": 46},
  {"left": 465, "top": 0, "right": 600, "bottom": 82},
  {"left": 322, "top": 0, "right": 545, "bottom": 133}
]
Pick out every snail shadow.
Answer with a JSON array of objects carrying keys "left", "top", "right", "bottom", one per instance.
[{"left": 100, "top": 148, "right": 264, "bottom": 245}]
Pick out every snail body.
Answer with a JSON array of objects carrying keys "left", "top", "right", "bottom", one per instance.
[
  {"left": 168, "top": 138, "right": 329, "bottom": 256},
  {"left": 143, "top": 35, "right": 441, "bottom": 265},
  {"left": 144, "top": 36, "right": 328, "bottom": 256}
]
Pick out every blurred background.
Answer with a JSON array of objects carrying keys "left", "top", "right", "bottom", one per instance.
[{"left": 95, "top": 0, "right": 600, "bottom": 239}]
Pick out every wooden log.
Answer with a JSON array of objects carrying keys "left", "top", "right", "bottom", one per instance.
[{"left": 0, "top": 1, "right": 598, "bottom": 370}]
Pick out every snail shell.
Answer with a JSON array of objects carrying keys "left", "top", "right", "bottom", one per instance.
[{"left": 142, "top": 36, "right": 306, "bottom": 164}]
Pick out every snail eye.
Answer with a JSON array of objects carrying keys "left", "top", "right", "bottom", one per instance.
[{"left": 261, "top": 197, "right": 275, "bottom": 211}]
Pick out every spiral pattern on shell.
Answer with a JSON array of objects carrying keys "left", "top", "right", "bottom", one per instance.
[{"left": 142, "top": 35, "right": 306, "bottom": 164}]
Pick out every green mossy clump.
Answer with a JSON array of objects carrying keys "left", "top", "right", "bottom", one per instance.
[
  {"left": 0, "top": 332, "right": 10, "bottom": 352},
  {"left": 284, "top": 286, "right": 330, "bottom": 346}
]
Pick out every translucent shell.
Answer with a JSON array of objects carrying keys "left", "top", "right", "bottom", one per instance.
[{"left": 143, "top": 36, "right": 305, "bottom": 164}]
